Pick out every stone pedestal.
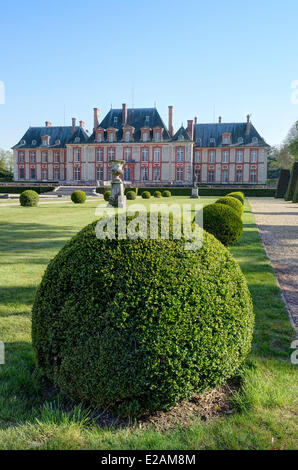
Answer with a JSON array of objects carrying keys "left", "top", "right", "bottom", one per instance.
[
  {"left": 191, "top": 187, "right": 199, "bottom": 198},
  {"left": 108, "top": 160, "right": 126, "bottom": 207}
]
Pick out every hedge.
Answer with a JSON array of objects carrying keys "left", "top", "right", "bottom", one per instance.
[
  {"left": 126, "top": 190, "right": 137, "bottom": 200},
  {"left": 104, "top": 190, "right": 111, "bottom": 201},
  {"left": 227, "top": 192, "right": 245, "bottom": 205},
  {"left": 203, "top": 203, "right": 243, "bottom": 246},
  {"left": 284, "top": 162, "right": 298, "bottom": 201},
  {"left": 0, "top": 186, "right": 55, "bottom": 194},
  {"left": 137, "top": 187, "right": 275, "bottom": 197},
  {"left": 275, "top": 169, "right": 291, "bottom": 198},
  {"left": 293, "top": 180, "right": 298, "bottom": 203},
  {"left": 32, "top": 216, "right": 254, "bottom": 417},
  {"left": 96, "top": 187, "right": 138, "bottom": 196}
]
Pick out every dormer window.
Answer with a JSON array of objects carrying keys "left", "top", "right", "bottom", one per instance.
[
  {"left": 210, "top": 138, "right": 215, "bottom": 145},
  {"left": 178, "top": 134, "right": 185, "bottom": 141},
  {"left": 222, "top": 133, "right": 231, "bottom": 144},
  {"left": 238, "top": 137, "right": 244, "bottom": 144},
  {"left": 252, "top": 137, "right": 258, "bottom": 144},
  {"left": 32, "top": 140, "right": 37, "bottom": 146},
  {"left": 21, "top": 139, "right": 26, "bottom": 145},
  {"left": 143, "top": 132, "right": 148, "bottom": 142},
  {"left": 55, "top": 139, "right": 61, "bottom": 145},
  {"left": 153, "top": 127, "right": 162, "bottom": 142},
  {"left": 145, "top": 116, "right": 150, "bottom": 126},
  {"left": 155, "top": 132, "right": 161, "bottom": 142},
  {"left": 196, "top": 137, "right": 201, "bottom": 146},
  {"left": 74, "top": 137, "right": 80, "bottom": 143},
  {"left": 96, "top": 129, "right": 104, "bottom": 142},
  {"left": 109, "top": 133, "right": 114, "bottom": 143},
  {"left": 125, "top": 131, "right": 130, "bottom": 143},
  {"left": 114, "top": 117, "right": 118, "bottom": 125},
  {"left": 42, "top": 135, "right": 50, "bottom": 146}
]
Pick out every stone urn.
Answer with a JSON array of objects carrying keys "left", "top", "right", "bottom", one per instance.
[{"left": 108, "top": 160, "right": 126, "bottom": 208}]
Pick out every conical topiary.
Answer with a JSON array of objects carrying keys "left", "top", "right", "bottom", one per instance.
[
  {"left": 275, "top": 169, "right": 290, "bottom": 198},
  {"left": 284, "top": 162, "right": 298, "bottom": 201}
]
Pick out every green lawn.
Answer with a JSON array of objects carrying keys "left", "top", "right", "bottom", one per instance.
[{"left": 0, "top": 196, "right": 297, "bottom": 449}]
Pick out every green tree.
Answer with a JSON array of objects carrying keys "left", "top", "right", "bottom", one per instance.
[
  {"left": 0, "top": 149, "right": 13, "bottom": 172},
  {"left": 288, "top": 121, "right": 298, "bottom": 160}
]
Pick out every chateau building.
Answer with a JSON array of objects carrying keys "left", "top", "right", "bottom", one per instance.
[{"left": 12, "top": 104, "right": 269, "bottom": 185}]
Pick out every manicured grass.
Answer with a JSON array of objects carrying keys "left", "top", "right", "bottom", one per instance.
[{"left": 0, "top": 197, "right": 297, "bottom": 449}]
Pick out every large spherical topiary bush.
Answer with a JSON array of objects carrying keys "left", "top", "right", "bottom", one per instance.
[
  {"left": 203, "top": 203, "right": 243, "bottom": 246},
  {"left": 216, "top": 196, "right": 243, "bottom": 217},
  {"left": 141, "top": 191, "right": 151, "bottom": 199},
  {"left": 162, "top": 190, "right": 171, "bottom": 197},
  {"left": 153, "top": 190, "right": 162, "bottom": 198},
  {"left": 71, "top": 190, "right": 86, "bottom": 204},
  {"left": 32, "top": 216, "right": 253, "bottom": 417},
  {"left": 19, "top": 190, "right": 39, "bottom": 207},
  {"left": 104, "top": 190, "right": 111, "bottom": 201},
  {"left": 227, "top": 192, "right": 244, "bottom": 205},
  {"left": 126, "top": 190, "right": 137, "bottom": 200}
]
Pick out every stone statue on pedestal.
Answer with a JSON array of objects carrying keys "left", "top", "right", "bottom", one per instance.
[{"left": 108, "top": 160, "right": 127, "bottom": 208}]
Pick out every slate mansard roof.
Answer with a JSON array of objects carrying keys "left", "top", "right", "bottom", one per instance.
[
  {"left": 193, "top": 122, "right": 269, "bottom": 148},
  {"left": 13, "top": 125, "right": 90, "bottom": 149},
  {"left": 88, "top": 107, "right": 172, "bottom": 142}
]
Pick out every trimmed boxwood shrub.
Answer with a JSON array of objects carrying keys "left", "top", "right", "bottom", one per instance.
[
  {"left": 216, "top": 196, "right": 243, "bottom": 217},
  {"left": 227, "top": 191, "right": 244, "bottom": 205},
  {"left": 32, "top": 216, "right": 254, "bottom": 417},
  {"left": 71, "top": 190, "right": 86, "bottom": 204},
  {"left": 104, "top": 190, "right": 111, "bottom": 201},
  {"left": 142, "top": 191, "right": 151, "bottom": 199},
  {"left": 126, "top": 190, "right": 137, "bottom": 200},
  {"left": 153, "top": 190, "right": 162, "bottom": 198},
  {"left": 19, "top": 190, "right": 39, "bottom": 207},
  {"left": 203, "top": 203, "right": 243, "bottom": 246},
  {"left": 162, "top": 190, "right": 171, "bottom": 197},
  {"left": 285, "top": 162, "right": 298, "bottom": 201},
  {"left": 275, "top": 169, "right": 290, "bottom": 198}
]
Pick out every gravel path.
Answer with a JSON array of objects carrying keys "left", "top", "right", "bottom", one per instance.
[{"left": 249, "top": 198, "right": 298, "bottom": 330}]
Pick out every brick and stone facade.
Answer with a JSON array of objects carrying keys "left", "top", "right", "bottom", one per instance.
[{"left": 12, "top": 105, "right": 269, "bottom": 185}]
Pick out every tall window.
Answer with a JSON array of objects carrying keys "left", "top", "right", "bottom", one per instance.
[
  {"left": 74, "top": 148, "right": 81, "bottom": 162},
  {"left": 19, "top": 168, "right": 25, "bottom": 179},
  {"left": 41, "top": 169, "right": 47, "bottom": 180},
  {"left": 250, "top": 171, "right": 257, "bottom": 183},
  {"left": 141, "top": 167, "right": 148, "bottom": 181},
  {"left": 141, "top": 148, "right": 149, "bottom": 162},
  {"left": 195, "top": 151, "right": 201, "bottom": 163},
  {"left": 236, "top": 150, "right": 243, "bottom": 163},
  {"left": 124, "top": 148, "right": 131, "bottom": 162},
  {"left": 208, "top": 170, "right": 215, "bottom": 183},
  {"left": 123, "top": 168, "right": 131, "bottom": 181},
  {"left": 97, "top": 133, "right": 102, "bottom": 143},
  {"left": 96, "top": 148, "right": 103, "bottom": 162},
  {"left": 30, "top": 151, "right": 36, "bottom": 163},
  {"left": 125, "top": 131, "right": 130, "bottom": 142},
  {"left": 54, "top": 169, "right": 60, "bottom": 180},
  {"left": 222, "top": 169, "right": 228, "bottom": 183},
  {"left": 176, "top": 167, "right": 183, "bottom": 181},
  {"left": 42, "top": 151, "right": 47, "bottom": 163},
  {"left": 54, "top": 151, "right": 60, "bottom": 163},
  {"left": 74, "top": 167, "right": 81, "bottom": 181},
  {"left": 30, "top": 168, "right": 36, "bottom": 179},
  {"left": 108, "top": 148, "right": 115, "bottom": 161},
  {"left": 153, "top": 148, "right": 160, "bottom": 162},
  {"left": 96, "top": 167, "right": 103, "bottom": 181},
  {"left": 19, "top": 151, "right": 25, "bottom": 162},
  {"left": 153, "top": 167, "right": 160, "bottom": 181},
  {"left": 222, "top": 151, "right": 229, "bottom": 163},
  {"left": 176, "top": 147, "right": 184, "bottom": 162},
  {"left": 155, "top": 131, "right": 161, "bottom": 142},
  {"left": 143, "top": 132, "right": 148, "bottom": 142},
  {"left": 251, "top": 150, "right": 257, "bottom": 163},
  {"left": 195, "top": 170, "right": 200, "bottom": 182},
  {"left": 236, "top": 169, "right": 242, "bottom": 183},
  {"left": 209, "top": 151, "right": 215, "bottom": 163},
  {"left": 109, "top": 132, "right": 114, "bottom": 143}
]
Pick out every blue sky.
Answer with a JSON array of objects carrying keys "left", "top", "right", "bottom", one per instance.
[{"left": 0, "top": 0, "right": 297, "bottom": 150}]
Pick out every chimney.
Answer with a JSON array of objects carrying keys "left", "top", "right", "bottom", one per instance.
[
  {"left": 122, "top": 103, "right": 127, "bottom": 125},
  {"left": 45, "top": 121, "right": 52, "bottom": 127},
  {"left": 246, "top": 114, "right": 251, "bottom": 134},
  {"left": 218, "top": 116, "right": 222, "bottom": 123},
  {"left": 168, "top": 105, "right": 174, "bottom": 137},
  {"left": 72, "top": 117, "right": 76, "bottom": 135},
  {"left": 194, "top": 116, "right": 198, "bottom": 124},
  {"left": 187, "top": 119, "right": 194, "bottom": 140},
  {"left": 79, "top": 120, "right": 85, "bottom": 128},
  {"left": 93, "top": 108, "right": 99, "bottom": 131}
]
